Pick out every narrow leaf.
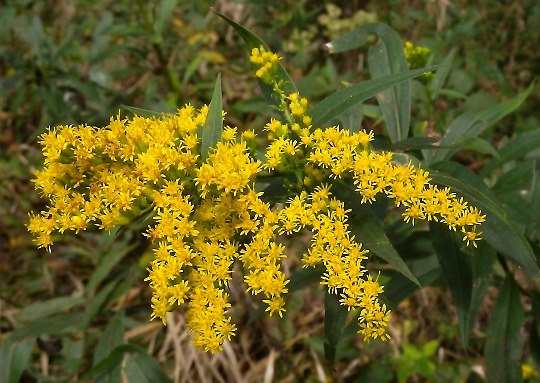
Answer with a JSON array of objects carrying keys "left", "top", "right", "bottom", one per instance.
[
  {"left": 155, "top": 0, "right": 177, "bottom": 36},
  {"left": 367, "top": 29, "right": 410, "bottom": 142},
  {"left": 430, "top": 222, "right": 473, "bottom": 346},
  {"left": 481, "top": 128, "right": 540, "bottom": 177},
  {"left": 8, "top": 313, "right": 84, "bottom": 341},
  {"left": 383, "top": 255, "right": 441, "bottom": 308},
  {"left": 82, "top": 280, "right": 119, "bottom": 329},
  {"left": 121, "top": 105, "right": 162, "bottom": 118},
  {"left": 16, "top": 295, "right": 85, "bottom": 322},
  {"left": 485, "top": 276, "right": 524, "bottom": 383},
  {"left": 0, "top": 339, "right": 34, "bottom": 383},
  {"left": 324, "top": 290, "right": 348, "bottom": 366},
  {"left": 468, "top": 243, "right": 495, "bottom": 344},
  {"left": 87, "top": 241, "right": 133, "bottom": 295},
  {"left": 310, "top": 66, "right": 437, "bottom": 128},
  {"left": 429, "top": 112, "right": 481, "bottom": 164},
  {"left": 430, "top": 162, "right": 539, "bottom": 275},
  {"left": 83, "top": 344, "right": 172, "bottom": 383},
  {"left": 200, "top": 74, "right": 222, "bottom": 161},
  {"left": 492, "top": 160, "right": 535, "bottom": 196},
  {"left": 326, "top": 23, "right": 411, "bottom": 141},
  {"left": 432, "top": 84, "right": 533, "bottom": 164},
  {"left": 124, "top": 352, "right": 172, "bottom": 383},
  {"left": 465, "top": 137, "right": 500, "bottom": 158},
  {"left": 391, "top": 136, "right": 441, "bottom": 151},
  {"left": 93, "top": 311, "right": 125, "bottom": 383},
  {"left": 430, "top": 48, "right": 456, "bottom": 100}
]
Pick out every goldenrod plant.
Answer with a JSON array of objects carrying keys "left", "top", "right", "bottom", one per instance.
[
  {"left": 29, "top": 40, "right": 484, "bottom": 355},
  {"left": 3, "top": 3, "right": 536, "bottom": 382}
]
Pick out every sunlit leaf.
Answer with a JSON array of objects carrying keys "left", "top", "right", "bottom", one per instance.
[
  {"left": 310, "top": 66, "right": 437, "bottom": 128},
  {"left": 200, "top": 74, "right": 222, "bottom": 161}
]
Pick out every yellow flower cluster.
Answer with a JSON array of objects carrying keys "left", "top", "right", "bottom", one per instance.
[
  {"left": 28, "top": 47, "right": 485, "bottom": 353},
  {"left": 254, "top": 84, "right": 484, "bottom": 340},
  {"left": 29, "top": 106, "right": 207, "bottom": 250},
  {"left": 404, "top": 41, "right": 433, "bottom": 82},
  {"left": 280, "top": 187, "right": 390, "bottom": 340},
  {"left": 250, "top": 46, "right": 280, "bottom": 82},
  {"left": 404, "top": 41, "right": 431, "bottom": 69}
]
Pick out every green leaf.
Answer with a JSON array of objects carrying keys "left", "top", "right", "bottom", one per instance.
[
  {"left": 337, "top": 103, "right": 364, "bottom": 133},
  {"left": 492, "top": 160, "right": 535, "bottom": 196},
  {"left": 288, "top": 265, "right": 325, "bottom": 292},
  {"left": 16, "top": 295, "right": 85, "bottom": 322},
  {"left": 333, "top": 183, "right": 420, "bottom": 287},
  {"left": 325, "top": 23, "right": 412, "bottom": 141},
  {"left": 8, "top": 313, "right": 85, "bottom": 341},
  {"left": 124, "top": 352, "right": 172, "bottom": 383},
  {"left": 155, "top": 0, "right": 178, "bottom": 36},
  {"left": 468, "top": 243, "right": 495, "bottom": 344},
  {"left": 428, "top": 112, "right": 481, "bottom": 164},
  {"left": 200, "top": 74, "right": 223, "bottom": 161},
  {"left": 484, "top": 276, "right": 524, "bottom": 383},
  {"left": 430, "top": 48, "right": 456, "bottom": 101},
  {"left": 87, "top": 240, "right": 133, "bottom": 295},
  {"left": 430, "top": 162, "right": 539, "bottom": 275},
  {"left": 214, "top": 10, "right": 296, "bottom": 94},
  {"left": 431, "top": 84, "right": 533, "bottom": 164},
  {"left": 481, "top": 128, "right": 540, "bottom": 177},
  {"left": 310, "top": 66, "right": 437, "bottom": 128},
  {"left": 82, "top": 280, "right": 119, "bottom": 329},
  {"left": 84, "top": 344, "right": 172, "bottom": 383},
  {"left": 476, "top": 82, "right": 533, "bottom": 126},
  {"left": 430, "top": 222, "right": 473, "bottom": 346},
  {"left": 366, "top": 25, "right": 410, "bottom": 143},
  {"left": 121, "top": 105, "right": 162, "bottom": 118},
  {"left": 93, "top": 311, "right": 125, "bottom": 383},
  {"left": 465, "top": 137, "right": 500, "bottom": 158},
  {"left": 0, "top": 339, "right": 34, "bottom": 383},
  {"left": 324, "top": 290, "right": 348, "bottom": 366},
  {"left": 383, "top": 255, "right": 441, "bottom": 308},
  {"left": 391, "top": 136, "right": 441, "bottom": 151}
]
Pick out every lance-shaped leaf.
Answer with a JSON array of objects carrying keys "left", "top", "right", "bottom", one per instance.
[
  {"left": 430, "top": 48, "right": 456, "bottom": 101},
  {"left": 480, "top": 128, "right": 540, "bottom": 177},
  {"left": 83, "top": 344, "right": 172, "bottom": 383},
  {"left": 324, "top": 290, "right": 349, "bottom": 367},
  {"left": 430, "top": 222, "right": 473, "bottom": 346},
  {"left": 485, "top": 276, "right": 524, "bottom": 383},
  {"left": 325, "top": 23, "right": 412, "bottom": 142},
  {"left": 383, "top": 255, "right": 441, "bottom": 308},
  {"left": 430, "top": 161, "right": 539, "bottom": 275},
  {"left": 121, "top": 105, "right": 162, "bottom": 118},
  {"left": 310, "top": 66, "right": 437, "bottom": 128},
  {"left": 0, "top": 339, "right": 34, "bottom": 383},
  {"left": 431, "top": 84, "right": 533, "bottom": 164},
  {"left": 200, "top": 74, "right": 222, "bottom": 161},
  {"left": 93, "top": 311, "right": 125, "bottom": 383}
]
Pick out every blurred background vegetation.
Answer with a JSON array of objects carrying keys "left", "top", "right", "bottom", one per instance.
[{"left": 1, "top": 0, "right": 539, "bottom": 382}]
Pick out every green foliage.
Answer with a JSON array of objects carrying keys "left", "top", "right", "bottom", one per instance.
[
  {"left": 2, "top": 1, "right": 540, "bottom": 381},
  {"left": 394, "top": 340, "right": 439, "bottom": 383}
]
